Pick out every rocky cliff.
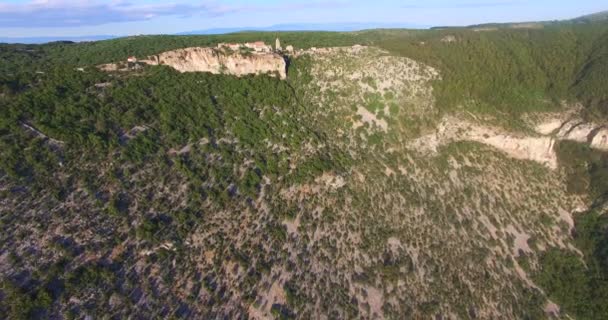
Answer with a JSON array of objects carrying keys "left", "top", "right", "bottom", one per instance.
[
  {"left": 410, "top": 114, "right": 607, "bottom": 170},
  {"left": 141, "top": 47, "right": 287, "bottom": 79},
  {"left": 410, "top": 116, "right": 560, "bottom": 168},
  {"left": 554, "top": 119, "right": 608, "bottom": 150}
]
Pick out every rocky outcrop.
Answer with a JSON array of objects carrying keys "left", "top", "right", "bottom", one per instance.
[
  {"left": 410, "top": 114, "right": 607, "bottom": 170},
  {"left": 533, "top": 112, "right": 607, "bottom": 151},
  {"left": 410, "top": 117, "right": 559, "bottom": 169},
  {"left": 141, "top": 47, "right": 287, "bottom": 79},
  {"left": 440, "top": 35, "right": 458, "bottom": 43},
  {"left": 554, "top": 119, "right": 608, "bottom": 150},
  {"left": 590, "top": 128, "right": 608, "bottom": 150},
  {"left": 98, "top": 63, "right": 120, "bottom": 72}
]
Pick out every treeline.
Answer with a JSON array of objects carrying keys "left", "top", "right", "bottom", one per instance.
[{"left": 1, "top": 31, "right": 360, "bottom": 69}]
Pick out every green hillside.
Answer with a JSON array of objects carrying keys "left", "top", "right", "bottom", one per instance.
[{"left": 1, "top": 16, "right": 608, "bottom": 319}]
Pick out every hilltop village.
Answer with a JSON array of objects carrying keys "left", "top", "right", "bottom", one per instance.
[{"left": 216, "top": 38, "right": 295, "bottom": 54}]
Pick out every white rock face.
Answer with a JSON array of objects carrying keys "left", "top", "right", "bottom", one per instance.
[
  {"left": 591, "top": 128, "right": 608, "bottom": 151},
  {"left": 535, "top": 118, "right": 563, "bottom": 135},
  {"left": 410, "top": 117, "right": 558, "bottom": 169},
  {"left": 141, "top": 47, "right": 287, "bottom": 79},
  {"left": 410, "top": 116, "right": 607, "bottom": 169},
  {"left": 556, "top": 119, "right": 596, "bottom": 143},
  {"left": 441, "top": 35, "right": 457, "bottom": 43},
  {"left": 480, "top": 135, "right": 557, "bottom": 169},
  {"left": 412, "top": 115, "right": 608, "bottom": 169},
  {"left": 538, "top": 116, "right": 608, "bottom": 151}
]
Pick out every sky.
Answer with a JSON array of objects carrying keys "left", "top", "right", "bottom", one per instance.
[{"left": 0, "top": 0, "right": 606, "bottom": 37}]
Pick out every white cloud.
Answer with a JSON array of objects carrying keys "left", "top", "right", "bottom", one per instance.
[
  {"left": 400, "top": 0, "right": 527, "bottom": 9},
  {"left": 0, "top": 0, "right": 238, "bottom": 28}
]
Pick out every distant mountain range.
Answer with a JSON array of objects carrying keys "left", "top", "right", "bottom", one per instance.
[
  {"left": 176, "top": 22, "right": 427, "bottom": 35},
  {"left": 0, "top": 22, "right": 425, "bottom": 44},
  {"left": 572, "top": 10, "right": 608, "bottom": 23},
  {"left": 1, "top": 11, "right": 606, "bottom": 44},
  {"left": 436, "top": 10, "right": 608, "bottom": 30},
  {"left": 0, "top": 35, "right": 116, "bottom": 45}
]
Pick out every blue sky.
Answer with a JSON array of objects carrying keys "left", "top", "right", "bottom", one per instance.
[{"left": 0, "top": 0, "right": 605, "bottom": 37}]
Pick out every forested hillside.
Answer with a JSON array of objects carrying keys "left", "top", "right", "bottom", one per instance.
[
  {"left": 1, "top": 17, "right": 608, "bottom": 319},
  {"left": 373, "top": 22, "right": 608, "bottom": 124}
]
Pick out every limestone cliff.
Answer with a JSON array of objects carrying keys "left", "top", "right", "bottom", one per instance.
[
  {"left": 410, "top": 114, "right": 607, "bottom": 170},
  {"left": 410, "top": 117, "right": 559, "bottom": 169},
  {"left": 555, "top": 119, "right": 608, "bottom": 150},
  {"left": 141, "top": 47, "right": 287, "bottom": 79}
]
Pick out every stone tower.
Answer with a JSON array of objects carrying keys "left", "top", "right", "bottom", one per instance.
[{"left": 275, "top": 38, "right": 282, "bottom": 52}]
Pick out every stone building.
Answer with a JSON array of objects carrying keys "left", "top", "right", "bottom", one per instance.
[{"left": 244, "top": 41, "right": 272, "bottom": 52}]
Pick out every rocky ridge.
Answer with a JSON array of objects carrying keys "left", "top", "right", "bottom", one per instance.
[{"left": 141, "top": 47, "right": 287, "bottom": 79}]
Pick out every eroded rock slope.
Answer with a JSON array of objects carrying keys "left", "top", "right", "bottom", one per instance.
[
  {"left": 100, "top": 46, "right": 288, "bottom": 79},
  {"left": 142, "top": 47, "right": 287, "bottom": 79},
  {"left": 141, "top": 47, "right": 287, "bottom": 79}
]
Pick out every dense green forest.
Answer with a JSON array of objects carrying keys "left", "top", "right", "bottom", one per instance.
[
  {"left": 533, "top": 209, "right": 608, "bottom": 319},
  {"left": 1, "top": 17, "right": 608, "bottom": 319},
  {"left": 373, "top": 23, "right": 608, "bottom": 124}
]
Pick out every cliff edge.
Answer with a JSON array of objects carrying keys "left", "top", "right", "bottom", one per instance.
[{"left": 141, "top": 47, "right": 287, "bottom": 79}]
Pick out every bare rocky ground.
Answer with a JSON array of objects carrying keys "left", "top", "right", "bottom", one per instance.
[{"left": 0, "top": 45, "right": 596, "bottom": 319}]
